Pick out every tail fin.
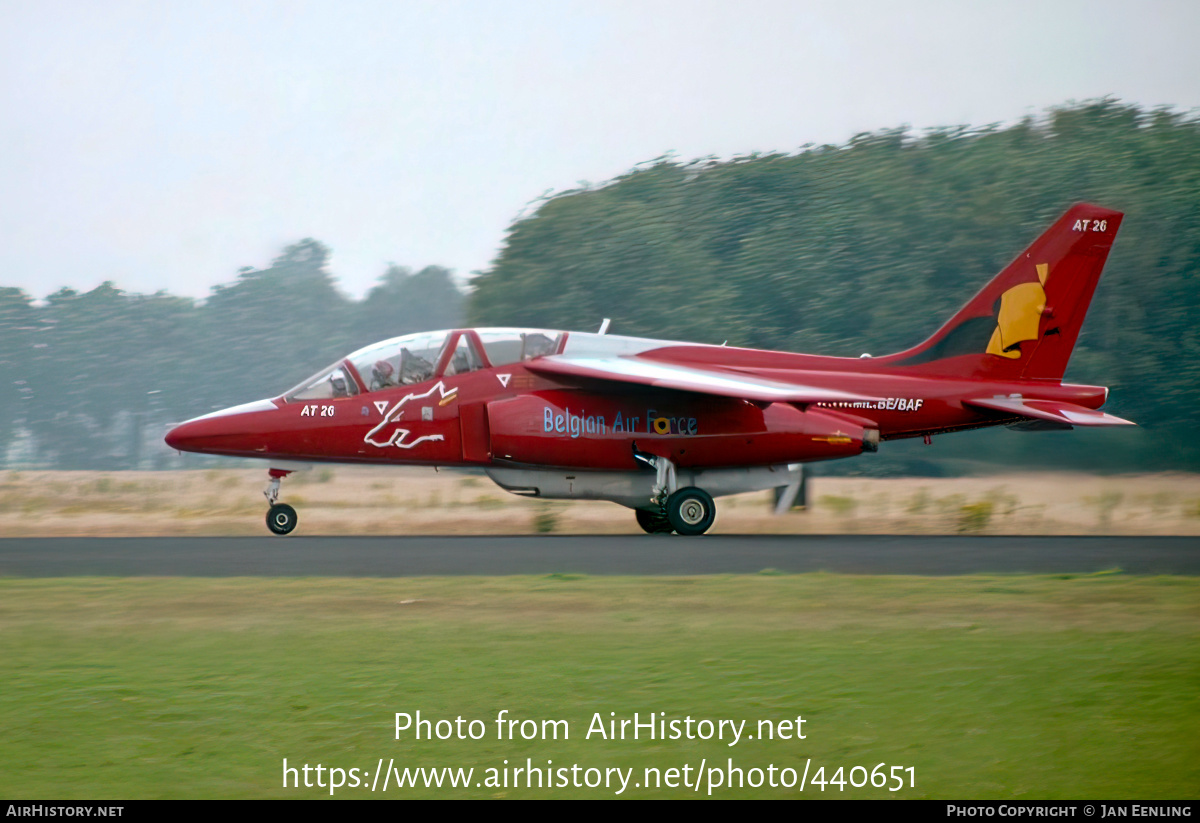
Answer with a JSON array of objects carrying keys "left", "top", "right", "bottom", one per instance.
[{"left": 884, "top": 204, "right": 1123, "bottom": 380}]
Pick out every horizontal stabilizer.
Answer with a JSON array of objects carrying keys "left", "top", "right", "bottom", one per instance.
[
  {"left": 964, "top": 397, "right": 1135, "bottom": 427},
  {"left": 527, "top": 355, "right": 878, "bottom": 405}
]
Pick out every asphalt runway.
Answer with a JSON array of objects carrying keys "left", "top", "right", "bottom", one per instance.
[{"left": 0, "top": 535, "right": 1196, "bottom": 576}]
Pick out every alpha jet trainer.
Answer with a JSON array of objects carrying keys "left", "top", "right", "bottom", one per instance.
[{"left": 165, "top": 204, "right": 1133, "bottom": 535}]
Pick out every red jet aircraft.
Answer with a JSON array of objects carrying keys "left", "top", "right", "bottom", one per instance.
[{"left": 165, "top": 204, "right": 1132, "bottom": 536}]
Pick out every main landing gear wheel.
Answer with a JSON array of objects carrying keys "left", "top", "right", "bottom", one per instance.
[
  {"left": 666, "top": 487, "right": 716, "bottom": 536},
  {"left": 635, "top": 507, "right": 674, "bottom": 535},
  {"left": 267, "top": 503, "right": 298, "bottom": 535}
]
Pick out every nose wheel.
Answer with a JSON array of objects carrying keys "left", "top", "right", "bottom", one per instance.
[
  {"left": 263, "top": 468, "right": 298, "bottom": 535},
  {"left": 267, "top": 503, "right": 298, "bottom": 535}
]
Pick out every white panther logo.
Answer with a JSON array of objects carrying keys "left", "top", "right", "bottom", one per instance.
[{"left": 364, "top": 382, "right": 457, "bottom": 449}]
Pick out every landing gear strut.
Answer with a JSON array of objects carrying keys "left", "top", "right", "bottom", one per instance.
[{"left": 263, "top": 469, "right": 297, "bottom": 535}]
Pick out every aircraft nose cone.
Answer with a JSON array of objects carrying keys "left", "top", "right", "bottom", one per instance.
[
  {"left": 164, "top": 398, "right": 278, "bottom": 456},
  {"left": 164, "top": 419, "right": 202, "bottom": 452},
  {"left": 164, "top": 416, "right": 233, "bottom": 455}
]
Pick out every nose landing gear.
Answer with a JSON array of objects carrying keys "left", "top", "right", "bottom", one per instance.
[
  {"left": 267, "top": 503, "right": 298, "bottom": 535},
  {"left": 264, "top": 469, "right": 298, "bottom": 535}
]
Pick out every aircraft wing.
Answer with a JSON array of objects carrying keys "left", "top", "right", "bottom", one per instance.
[
  {"left": 964, "top": 397, "right": 1135, "bottom": 427},
  {"left": 526, "top": 355, "right": 877, "bottom": 404}
]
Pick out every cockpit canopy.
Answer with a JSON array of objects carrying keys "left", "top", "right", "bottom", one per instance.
[{"left": 283, "top": 328, "right": 565, "bottom": 402}]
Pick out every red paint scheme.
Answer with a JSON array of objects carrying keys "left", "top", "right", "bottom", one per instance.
[{"left": 164, "top": 204, "right": 1133, "bottom": 533}]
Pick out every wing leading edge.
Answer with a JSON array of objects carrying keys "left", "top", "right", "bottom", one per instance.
[{"left": 526, "top": 355, "right": 878, "bottom": 405}]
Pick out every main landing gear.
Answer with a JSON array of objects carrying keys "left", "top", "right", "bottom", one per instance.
[
  {"left": 635, "top": 506, "right": 673, "bottom": 534},
  {"left": 666, "top": 487, "right": 716, "bottom": 536},
  {"left": 264, "top": 469, "right": 298, "bottom": 535},
  {"left": 632, "top": 449, "right": 717, "bottom": 536}
]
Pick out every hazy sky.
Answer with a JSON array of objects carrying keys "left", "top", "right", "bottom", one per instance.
[{"left": 2, "top": 0, "right": 1198, "bottom": 300}]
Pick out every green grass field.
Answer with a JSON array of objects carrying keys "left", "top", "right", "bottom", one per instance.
[{"left": 1, "top": 574, "right": 1197, "bottom": 798}]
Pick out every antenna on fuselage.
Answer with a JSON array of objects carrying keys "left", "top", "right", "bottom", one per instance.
[{"left": 598, "top": 318, "right": 611, "bottom": 335}]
